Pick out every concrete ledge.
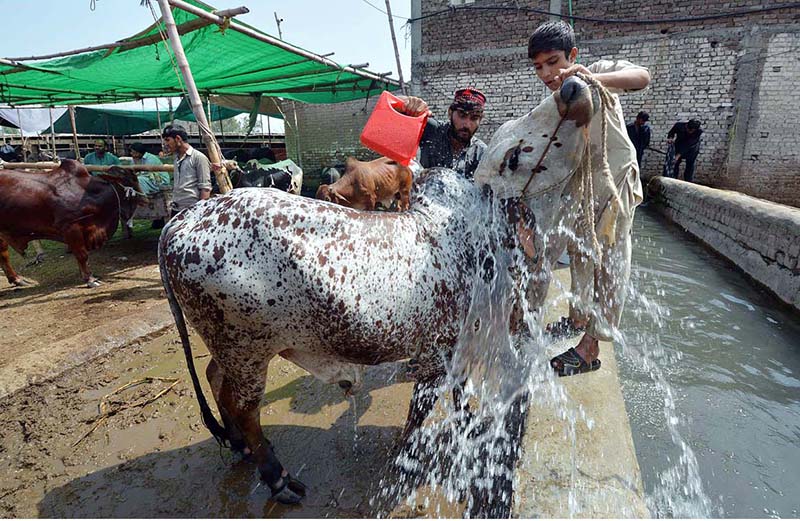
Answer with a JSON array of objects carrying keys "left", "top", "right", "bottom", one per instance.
[
  {"left": 648, "top": 176, "right": 800, "bottom": 311},
  {"left": 513, "top": 268, "right": 649, "bottom": 518},
  {"left": 0, "top": 301, "right": 172, "bottom": 400}
]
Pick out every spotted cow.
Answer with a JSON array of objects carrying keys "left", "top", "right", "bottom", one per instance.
[{"left": 158, "top": 77, "right": 598, "bottom": 504}]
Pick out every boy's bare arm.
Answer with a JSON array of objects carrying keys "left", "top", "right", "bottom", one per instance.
[{"left": 556, "top": 63, "right": 650, "bottom": 92}]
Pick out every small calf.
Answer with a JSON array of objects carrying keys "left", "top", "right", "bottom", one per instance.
[{"left": 315, "top": 156, "right": 412, "bottom": 211}]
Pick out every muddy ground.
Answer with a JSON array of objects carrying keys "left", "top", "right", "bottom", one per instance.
[
  {"left": 0, "top": 328, "right": 429, "bottom": 517},
  {"left": 0, "top": 225, "right": 442, "bottom": 517},
  {"left": 0, "top": 222, "right": 165, "bottom": 366}
]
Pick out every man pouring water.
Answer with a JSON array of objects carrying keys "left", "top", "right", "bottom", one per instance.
[{"left": 400, "top": 87, "right": 488, "bottom": 180}]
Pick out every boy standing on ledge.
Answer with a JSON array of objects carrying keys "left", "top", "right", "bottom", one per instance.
[{"left": 527, "top": 20, "right": 649, "bottom": 376}]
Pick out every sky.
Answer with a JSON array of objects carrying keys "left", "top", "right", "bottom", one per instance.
[{"left": 2, "top": 0, "right": 414, "bottom": 133}]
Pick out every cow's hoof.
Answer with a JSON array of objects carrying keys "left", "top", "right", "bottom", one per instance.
[
  {"left": 86, "top": 279, "right": 102, "bottom": 288},
  {"left": 269, "top": 475, "right": 307, "bottom": 505},
  {"left": 12, "top": 278, "right": 34, "bottom": 288},
  {"left": 338, "top": 380, "right": 353, "bottom": 393}
]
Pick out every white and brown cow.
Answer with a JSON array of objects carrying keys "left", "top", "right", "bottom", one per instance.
[{"left": 158, "top": 77, "right": 599, "bottom": 505}]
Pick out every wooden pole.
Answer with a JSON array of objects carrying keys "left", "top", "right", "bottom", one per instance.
[
  {"left": 155, "top": 98, "right": 163, "bottom": 131},
  {"left": 157, "top": 0, "right": 231, "bottom": 193},
  {"left": 384, "top": 0, "right": 407, "bottom": 95},
  {"left": 2, "top": 161, "right": 175, "bottom": 172},
  {"left": 167, "top": 98, "right": 174, "bottom": 125},
  {"left": 68, "top": 106, "right": 81, "bottom": 160},
  {"left": 15, "top": 108, "right": 27, "bottom": 161},
  {"left": 2, "top": 13, "right": 248, "bottom": 62}
]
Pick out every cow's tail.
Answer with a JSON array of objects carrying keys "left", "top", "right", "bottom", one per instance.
[{"left": 158, "top": 221, "right": 230, "bottom": 448}]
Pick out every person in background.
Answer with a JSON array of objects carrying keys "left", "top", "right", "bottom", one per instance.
[
  {"left": 83, "top": 138, "right": 120, "bottom": 169},
  {"left": 667, "top": 119, "right": 702, "bottom": 182},
  {"left": 129, "top": 142, "right": 170, "bottom": 229},
  {"left": 626, "top": 111, "right": 651, "bottom": 170},
  {"left": 27, "top": 144, "right": 53, "bottom": 162},
  {"left": 161, "top": 125, "right": 211, "bottom": 215}
]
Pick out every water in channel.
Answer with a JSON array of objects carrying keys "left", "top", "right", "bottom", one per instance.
[{"left": 619, "top": 207, "right": 800, "bottom": 518}]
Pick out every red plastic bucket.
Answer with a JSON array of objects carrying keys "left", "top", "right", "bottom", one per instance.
[{"left": 360, "top": 91, "right": 428, "bottom": 166}]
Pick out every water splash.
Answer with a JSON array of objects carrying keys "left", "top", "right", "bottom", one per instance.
[{"left": 369, "top": 177, "right": 711, "bottom": 518}]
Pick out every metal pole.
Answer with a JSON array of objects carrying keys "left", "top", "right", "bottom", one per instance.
[
  {"left": 384, "top": 0, "right": 406, "bottom": 95},
  {"left": 68, "top": 106, "right": 81, "bottom": 160},
  {"left": 292, "top": 101, "right": 301, "bottom": 168},
  {"left": 156, "top": 0, "right": 231, "bottom": 193},
  {"left": 274, "top": 12, "right": 283, "bottom": 39},
  {"left": 167, "top": 97, "right": 174, "bottom": 125},
  {"left": 48, "top": 107, "right": 56, "bottom": 159}
]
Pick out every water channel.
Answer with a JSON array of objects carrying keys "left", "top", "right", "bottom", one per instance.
[{"left": 618, "top": 207, "right": 800, "bottom": 518}]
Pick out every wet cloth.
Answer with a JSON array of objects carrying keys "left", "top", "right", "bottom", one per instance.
[{"left": 419, "top": 118, "right": 486, "bottom": 180}]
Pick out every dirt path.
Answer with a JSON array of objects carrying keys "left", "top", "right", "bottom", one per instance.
[
  {"left": 0, "top": 327, "right": 429, "bottom": 518},
  {"left": 1, "top": 227, "right": 165, "bottom": 366}
]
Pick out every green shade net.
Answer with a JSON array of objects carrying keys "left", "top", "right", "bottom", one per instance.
[
  {"left": 49, "top": 98, "right": 254, "bottom": 136},
  {"left": 0, "top": 0, "right": 396, "bottom": 106}
]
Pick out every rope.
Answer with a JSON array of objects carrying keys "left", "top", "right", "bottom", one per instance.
[{"left": 566, "top": 73, "right": 625, "bottom": 310}]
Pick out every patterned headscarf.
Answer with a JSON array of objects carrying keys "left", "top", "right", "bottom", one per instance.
[{"left": 450, "top": 87, "right": 486, "bottom": 114}]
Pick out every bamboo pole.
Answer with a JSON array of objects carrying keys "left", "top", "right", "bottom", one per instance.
[
  {"left": 157, "top": 0, "right": 232, "bottom": 193},
  {"left": 384, "top": 0, "right": 407, "bottom": 95},
  {"left": 0, "top": 161, "right": 176, "bottom": 172},
  {"left": 68, "top": 106, "right": 81, "bottom": 160}
]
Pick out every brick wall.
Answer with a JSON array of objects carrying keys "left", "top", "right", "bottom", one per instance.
[
  {"left": 410, "top": 0, "right": 800, "bottom": 206},
  {"left": 281, "top": 98, "right": 381, "bottom": 191}
]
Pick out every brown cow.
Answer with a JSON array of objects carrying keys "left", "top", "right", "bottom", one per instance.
[
  {"left": 315, "top": 156, "right": 412, "bottom": 211},
  {"left": 0, "top": 159, "right": 143, "bottom": 288}
]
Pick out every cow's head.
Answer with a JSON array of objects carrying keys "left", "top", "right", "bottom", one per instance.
[
  {"left": 101, "top": 167, "right": 147, "bottom": 223},
  {"left": 474, "top": 76, "right": 597, "bottom": 204},
  {"left": 315, "top": 184, "right": 349, "bottom": 206}
]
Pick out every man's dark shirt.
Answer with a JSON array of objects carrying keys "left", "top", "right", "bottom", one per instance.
[
  {"left": 626, "top": 121, "right": 651, "bottom": 160},
  {"left": 667, "top": 122, "right": 703, "bottom": 156},
  {"left": 419, "top": 117, "right": 486, "bottom": 180}
]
